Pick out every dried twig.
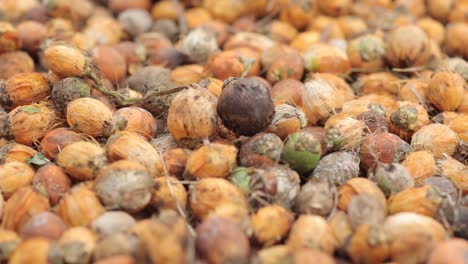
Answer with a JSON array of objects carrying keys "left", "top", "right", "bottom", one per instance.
[
  {"left": 240, "top": 57, "right": 256, "bottom": 78},
  {"left": 157, "top": 148, "right": 196, "bottom": 237},
  {"left": 392, "top": 65, "right": 428, "bottom": 72},
  {"left": 87, "top": 69, "right": 187, "bottom": 106},
  {"left": 87, "top": 71, "right": 141, "bottom": 105}
]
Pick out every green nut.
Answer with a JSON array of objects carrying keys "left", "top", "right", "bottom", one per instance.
[
  {"left": 229, "top": 166, "right": 251, "bottom": 194},
  {"left": 281, "top": 132, "right": 322, "bottom": 175}
]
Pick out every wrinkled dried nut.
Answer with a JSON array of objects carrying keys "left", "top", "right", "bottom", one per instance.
[{"left": 217, "top": 77, "right": 275, "bottom": 136}]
